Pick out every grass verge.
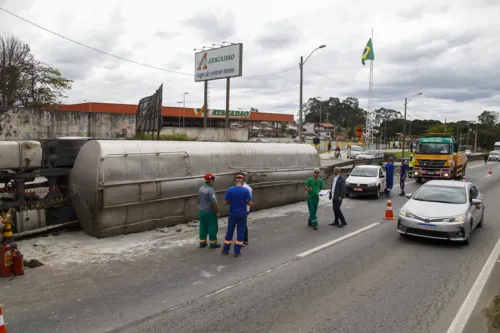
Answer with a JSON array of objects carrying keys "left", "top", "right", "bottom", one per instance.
[{"left": 484, "top": 294, "right": 500, "bottom": 331}]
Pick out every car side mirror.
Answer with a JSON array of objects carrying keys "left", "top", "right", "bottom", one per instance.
[
  {"left": 405, "top": 193, "right": 413, "bottom": 199},
  {"left": 471, "top": 198, "right": 482, "bottom": 205}
]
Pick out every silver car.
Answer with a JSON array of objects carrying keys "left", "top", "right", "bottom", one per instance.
[
  {"left": 397, "top": 180, "right": 484, "bottom": 245},
  {"left": 488, "top": 151, "right": 500, "bottom": 161}
]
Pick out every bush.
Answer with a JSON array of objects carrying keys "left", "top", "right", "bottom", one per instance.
[{"left": 130, "top": 133, "right": 190, "bottom": 141}]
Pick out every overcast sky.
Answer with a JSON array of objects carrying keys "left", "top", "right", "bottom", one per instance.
[{"left": 1, "top": 0, "right": 499, "bottom": 122}]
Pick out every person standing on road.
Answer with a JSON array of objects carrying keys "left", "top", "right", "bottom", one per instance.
[
  {"left": 198, "top": 173, "right": 221, "bottom": 249},
  {"left": 329, "top": 167, "right": 347, "bottom": 228},
  {"left": 384, "top": 157, "right": 395, "bottom": 197},
  {"left": 237, "top": 173, "right": 253, "bottom": 245},
  {"left": 399, "top": 159, "right": 409, "bottom": 196},
  {"left": 484, "top": 152, "right": 489, "bottom": 165},
  {"left": 305, "top": 168, "right": 324, "bottom": 230},
  {"left": 222, "top": 175, "right": 253, "bottom": 257},
  {"left": 408, "top": 155, "right": 415, "bottom": 178}
]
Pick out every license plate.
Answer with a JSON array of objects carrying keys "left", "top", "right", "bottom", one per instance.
[
  {"left": 418, "top": 224, "right": 436, "bottom": 230},
  {"left": 427, "top": 171, "right": 434, "bottom": 175},
  {"left": 354, "top": 188, "right": 363, "bottom": 192}
]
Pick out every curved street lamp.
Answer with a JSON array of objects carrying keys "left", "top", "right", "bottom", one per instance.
[
  {"left": 402, "top": 92, "right": 423, "bottom": 158},
  {"left": 298, "top": 45, "right": 326, "bottom": 142}
]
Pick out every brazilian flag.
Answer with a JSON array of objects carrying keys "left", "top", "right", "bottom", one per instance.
[{"left": 361, "top": 38, "right": 374, "bottom": 65}]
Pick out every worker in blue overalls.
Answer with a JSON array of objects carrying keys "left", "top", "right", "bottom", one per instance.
[
  {"left": 399, "top": 159, "right": 409, "bottom": 196},
  {"left": 222, "top": 175, "right": 253, "bottom": 257},
  {"left": 384, "top": 157, "right": 395, "bottom": 197}
]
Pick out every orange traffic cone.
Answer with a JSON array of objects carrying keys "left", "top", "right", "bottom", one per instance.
[
  {"left": 0, "top": 305, "right": 7, "bottom": 333},
  {"left": 489, "top": 168, "right": 492, "bottom": 175},
  {"left": 383, "top": 196, "right": 396, "bottom": 220}
]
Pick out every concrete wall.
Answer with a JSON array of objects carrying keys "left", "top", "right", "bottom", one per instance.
[
  {"left": 0, "top": 107, "right": 135, "bottom": 140},
  {"left": 160, "top": 127, "right": 249, "bottom": 142},
  {"left": 0, "top": 107, "right": 249, "bottom": 142}
]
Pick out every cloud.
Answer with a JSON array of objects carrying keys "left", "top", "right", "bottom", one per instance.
[
  {"left": 255, "top": 20, "right": 299, "bottom": 50},
  {"left": 182, "top": 8, "right": 236, "bottom": 41}
]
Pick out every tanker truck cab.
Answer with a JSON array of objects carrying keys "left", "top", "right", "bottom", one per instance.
[{"left": 413, "top": 134, "right": 467, "bottom": 183}]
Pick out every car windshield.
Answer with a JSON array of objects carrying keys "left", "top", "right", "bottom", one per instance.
[
  {"left": 415, "top": 142, "right": 451, "bottom": 154},
  {"left": 491, "top": 151, "right": 500, "bottom": 155},
  {"left": 412, "top": 185, "right": 467, "bottom": 204},
  {"left": 351, "top": 146, "right": 363, "bottom": 151},
  {"left": 350, "top": 167, "right": 378, "bottom": 177}
]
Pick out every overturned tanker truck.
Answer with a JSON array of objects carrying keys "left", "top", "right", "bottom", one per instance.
[{"left": 0, "top": 138, "right": 320, "bottom": 239}]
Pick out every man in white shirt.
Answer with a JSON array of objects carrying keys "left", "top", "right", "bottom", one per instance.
[{"left": 237, "top": 174, "right": 253, "bottom": 245}]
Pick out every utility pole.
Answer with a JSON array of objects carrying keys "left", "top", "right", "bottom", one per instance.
[
  {"left": 402, "top": 93, "right": 422, "bottom": 158},
  {"left": 402, "top": 97, "right": 408, "bottom": 158},
  {"left": 474, "top": 122, "right": 478, "bottom": 152}
]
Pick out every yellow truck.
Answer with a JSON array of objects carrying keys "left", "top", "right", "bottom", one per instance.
[{"left": 412, "top": 133, "right": 467, "bottom": 183}]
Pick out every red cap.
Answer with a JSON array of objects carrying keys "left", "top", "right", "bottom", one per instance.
[{"left": 204, "top": 173, "right": 215, "bottom": 181}]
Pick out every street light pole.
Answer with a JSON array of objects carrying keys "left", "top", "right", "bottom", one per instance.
[
  {"left": 298, "top": 45, "right": 326, "bottom": 143},
  {"left": 183, "top": 92, "right": 189, "bottom": 127},
  {"left": 474, "top": 122, "right": 478, "bottom": 152},
  {"left": 177, "top": 101, "right": 182, "bottom": 127},
  {"left": 402, "top": 92, "right": 422, "bottom": 158}
]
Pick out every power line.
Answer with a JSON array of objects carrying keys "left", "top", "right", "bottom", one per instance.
[{"left": 0, "top": 7, "right": 296, "bottom": 79}]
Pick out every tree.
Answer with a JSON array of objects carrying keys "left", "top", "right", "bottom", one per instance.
[
  {"left": 0, "top": 35, "right": 72, "bottom": 107},
  {"left": 250, "top": 107, "right": 259, "bottom": 112},
  {"left": 373, "top": 108, "right": 402, "bottom": 126},
  {"left": 279, "top": 122, "right": 287, "bottom": 136},
  {"left": 477, "top": 110, "right": 499, "bottom": 126}
]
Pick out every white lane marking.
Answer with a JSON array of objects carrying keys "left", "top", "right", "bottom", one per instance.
[
  {"left": 297, "top": 222, "right": 380, "bottom": 258},
  {"left": 485, "top": 174, "right": 492, "bottom": 178},
  {"left": 446, "top": 236, "right": 500, "bottom": 333}
]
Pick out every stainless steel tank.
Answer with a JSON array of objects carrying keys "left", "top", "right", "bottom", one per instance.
[{"left": 70, "top": 140, "right": 320, "bottom": 238}]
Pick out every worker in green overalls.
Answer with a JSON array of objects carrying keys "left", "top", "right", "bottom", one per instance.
[
  {"left": 304, "top": 168, "right": 324, "bottom": 230},
  {"left": 198, "top": 173, "right": 221, "bottom": 249},
  {"left": 408, "top": 155, "right": 415, "bottom": 178}
]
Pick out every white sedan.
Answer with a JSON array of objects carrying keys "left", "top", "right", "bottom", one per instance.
[{"left": 345, "top": 165, "right": 386, "bottom": 199}]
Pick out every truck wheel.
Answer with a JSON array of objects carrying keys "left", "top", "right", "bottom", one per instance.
[{"left": 416, "top": 177, "right": 422, "bottom": 183}]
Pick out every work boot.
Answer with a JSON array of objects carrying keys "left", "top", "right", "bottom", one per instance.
[
  {"left": 199, "top": 243, "right": 207, "bottom": 248},
  {"left": 399, "top": 191, "right": 405, "bottom": 196},
  {"left": 234, "top": 253, "right": 241, "bottom": 258},
  {"left": 210, "top": 244, "right": 221, "bottom": 249},
  {"left": 221, "top": 249, "right": 229, "bottom": 255}
]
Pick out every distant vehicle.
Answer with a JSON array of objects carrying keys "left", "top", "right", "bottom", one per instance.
[
  {"left": 465, "top": 149, "right": 472, "bottom": 156},
  {"left": 345, "top": 165, "right": 386, "bottom": 199},
  {"left": 293, "top": 137, "right": 305, "bottom": 143},
  {"left": 255, "top": 139, "right": 270, "bottom": 143},
  {"left": 397, "top": 180, "right": 484, "bottom": 245},
  {"left": 488, "top": 151, "right": 500, "bottom": 161},
  {"left": 356, "top": 150, "right": 385, "bottom": 163},
  {"left": 347, "top": 145, "right": 364, "bottom": 159},
  {"left": 494, "top": 142, "right": 500, "bottom": 151},
  {"left": 412, "top": 134, "right": 467, "bottom": 183}
]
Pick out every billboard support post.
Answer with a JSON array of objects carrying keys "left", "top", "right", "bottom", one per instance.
[
  {"left": 203, "top": 81, "right": 208, "bottom": 128},
  {"left": 225, "top": 78, "right": 230, "bottom": 141}
]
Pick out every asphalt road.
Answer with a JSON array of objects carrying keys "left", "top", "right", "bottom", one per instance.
[{"left": 2, "top": 161, "right": 500, "bottom": 333}]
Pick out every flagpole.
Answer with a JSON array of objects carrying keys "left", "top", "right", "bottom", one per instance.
[{"left": 366, "top": 28, "right": 374, "bottom": 148}]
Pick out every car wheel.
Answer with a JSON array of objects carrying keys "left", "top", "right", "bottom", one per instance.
[
  {"left": 477, "top": 212, "right": 484, "bottom": 228},
  {"left": 462, "top": 222, "right": 472, "bottom": 246},
  {"left": 345, "top": 193, "right": 350, "bottom": 198},
  {"left": 376, "top": 186, "right": 380, "bottom": 199},
  {"left": 416, "top": 177, "right": 423, "bottom": 183}
]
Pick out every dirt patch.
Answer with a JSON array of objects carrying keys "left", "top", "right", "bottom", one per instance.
[
  {"left": 484, "top": 294, "right": 500, "bottom": 332},
  {"left": 23, "top": 259, "right": 44, "bottom": 269}
]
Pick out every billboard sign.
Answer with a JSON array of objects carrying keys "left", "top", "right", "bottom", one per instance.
[
  {"left": 195, "top": 107, "right": 250, "bottom": 118},
  {"left": 194, "top": 44, "right": 243, "bottom": 82},
  {"left": 136, "top": 84, "right": 163, "bottom": 135}
]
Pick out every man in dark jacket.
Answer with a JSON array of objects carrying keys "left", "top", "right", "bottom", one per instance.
[{"left": 329, "top": 167, "right": 347, "bottom": 227}]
